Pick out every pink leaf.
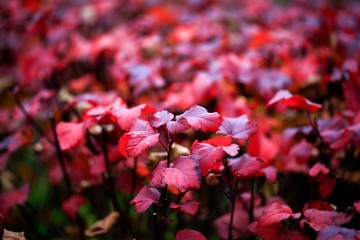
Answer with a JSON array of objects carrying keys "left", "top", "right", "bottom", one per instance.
[
  {"left": 175, "top": 229, "right": 206, "bottom": 240},
  {"left": 167, "top": 117, "right": 191, "bottom": 134},
  {"left": 260, "top": 166, "right": 278, "bottom": 183},
  {"left": 150, "top": 110, "right": 174, "bottom": 128},
  {"left": 303, "top": 209, "right": 353, "bottom": 231},
  {"left": 150, "top": 156, "right": 201, "bottom": 191},
  {"left": 0, "top": 185, "right": 30, "bottom": 216},
  {"left": 228, "top": 154, "right": 264, "bottom": 178},
  {"left": 309, "top": 163, "right": 329, "bottom": 177},
  {"left": 131, "top": 186, "right": 160, "bottom": 213},
  {"left": 62, "top": 194, "right": 86, "bottom": 220},
  {"left": 170, "top": 200, "right": 199, "bottom": 215},
  {"left": 176, "top": 105, "right": 222, "bottom": 132},
  {"left": 289, "top": 140, "right": 314, "bottom": 164},
  {"left": 266, "top": 90, "right": 322, "bottom": 112},
  {"left": 56, "top": 122, "right": 84, "bottom": 150},
  {"left": 217, "top": 115, "right": 258, "bottom": 141},
  {"left": 222, "top": 144, "right": 240, "bottom": 156},
  {"left": 149, "top": 161, "right": 167, "bottom": 188}
]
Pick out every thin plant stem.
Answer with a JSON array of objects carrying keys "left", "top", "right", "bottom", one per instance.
[
  {"left": 11, "top": 92, "right": 53, "bottom": 144},
  {"left": 49, "top": 112, "right": 87, "bottom": 240},
  {"left": 249, "top": 177, "right": 255, "bottom": 223},
  {"left": 49, "top": 114, "right": 73, "bottom": 196},
  {"left": 222, "top": 157, "right": 233, "bottom": 193},
  {"left": 305, "top": 111, "right": 330, "bottom": 163},
  {"left": 156, "top": 139, "right": 173, "bottom": 240},
  {"left": 100, "top": 128, "right": 124, "bottom": 216},
  {"left": 249, "top": 177, "right": 256, "bottom": 240},
  {"left": 227, "top": 177, "right": 239, "bottom": 240}
]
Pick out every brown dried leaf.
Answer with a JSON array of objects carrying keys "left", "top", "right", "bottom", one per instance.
[
  {"left": 84, "top": 211, "right": 120, "bottom": 238},
  {"left": 205, "top": 173, "right": 222, "bottom": 186},
  {"left": 3, "top": 229, "right": 26, "bottom": 240}
]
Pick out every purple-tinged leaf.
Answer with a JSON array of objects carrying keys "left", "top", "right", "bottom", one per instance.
[
  {"left": 217, "top": 115, "right": 258, "bottom": 141},
  {"left": 131, "top": 186, "right": 160, "bottom": 213}
]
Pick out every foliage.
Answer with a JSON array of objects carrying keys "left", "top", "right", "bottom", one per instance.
[{"left": 1, "top": 0, "right": 360, "bottom": 239}]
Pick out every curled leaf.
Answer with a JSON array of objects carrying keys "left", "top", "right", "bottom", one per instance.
[
  {"left": 170, "top": 200, "right": 199, "bottom": 215},
  {"left": 3, "top": 229, "right": 26, "bottom": 240},
  {"left": 266, "top": 90, "right": 321, "bottom": 112},
  {"left": 84, "top": 212, "right": 120, "bottom": 238},
  {"left": 168, "top": 105, "right": 222, "bottom": 133}
]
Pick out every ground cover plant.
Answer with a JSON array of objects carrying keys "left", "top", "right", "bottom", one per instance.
[{"left": 1, "top": 0, "right": 360, "bottom": 239}]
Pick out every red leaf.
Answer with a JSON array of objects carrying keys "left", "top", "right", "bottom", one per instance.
[
  {"left": 354, "top": 201, "right": 360, "bottom": 214},
  {"left": 118, "top": 121, "right": 159, "bottom": 157},
  {"left": 150, "top": 156, "right": 201, "bottom": 191},
  {"left": 317, "top": 175, "right": 336, "bottom": 198},
  {"left": 248, "top": 222, "right": 284, "bottom": 240},
  {"left": 266, "top": 90, "right": 322, "bottom": 112},
  {"left": 86, "top": 98, "right": 125, "bottom": 117},
  {"left": 0, "top": 185, "right": 30, "bottom": 216},
  {"left": 257, "top": 203, "right": 300, "bottom": 228},
  {"left": 174, "top": 105, "right": 222, "bottom": 132},
  {"left": 191, "top": 136, "right": 239, "bottom": 176},
  {"left": 112, "top": 104, "right": 156, "bottom": 132},
  {"left": 170, "top": 200, "right": 199, "bottom": 215},
  {"left": 131, "top": 186, "right": 160, "bottom": 213},
  {"left": 309, "top": 163, "right": 329, "bottom": 177},
  {"left": 191, "top": 141, "right": 224, "bottom": 176},
  {"left": 248, "top": 132, "right": 279, "bottom": 162},
  {"left": 228, "top": 154, "right": 264, "bottom": 178},
  {"left": 175, "top": 229, "right": 206, "bottom": 240},
  {"left": 303, "top": 200, "right": 336, "bottom": 212},
  {"left": 62, "top": 194, "right": 86, "bottom": 220},
  {"left": 203, "top": 135, "right": 232, "bottom": 146},
  {"left": 56, "top": 122, "right": 84, "bottom": 150},
  {"left": 217, "top": 115, "right": 258, "bottom": 141}
]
